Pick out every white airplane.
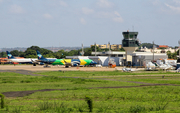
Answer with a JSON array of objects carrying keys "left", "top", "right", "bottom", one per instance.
[
  {"left": 145, "top": 62, "right": 157, "bottom": 71},
  {"left": 6, "top": 51, "right": 38, "bottom": 65},
  {"left": 146, "top": 61, "right": 175, "bottom": 71},
  {"left": 159, "top": 64, "right": 174, "bottom": 70},
  {"left": 122, "top": 67, "right": 135, "bottom": 72}
]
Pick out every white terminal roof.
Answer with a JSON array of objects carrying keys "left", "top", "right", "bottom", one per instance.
[
  {"left": 91, "top": 51, "right": 167, "bottom": 56},
  {"left": 91, "top": 51, "right": 125, "bottom": 55},
  {"left": 132, "top": 52, "right": 167, "bottom": 56}
]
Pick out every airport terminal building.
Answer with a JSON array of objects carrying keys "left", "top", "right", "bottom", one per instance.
[
  {"left": 67, "top": 31, "right": 168, "bottom": 67},
  {"left": 66, "top": 51, "right": 168, "bottom": 66}
]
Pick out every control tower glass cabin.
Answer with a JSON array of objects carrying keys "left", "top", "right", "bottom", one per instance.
[{"left": 122, "top": 32, "right": 140, "bottom": 47}]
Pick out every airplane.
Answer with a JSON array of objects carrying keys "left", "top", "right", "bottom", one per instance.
[
  {"left": 6, "top": 51, "right": 38, "bottom": 65},
  {"left": 122, "top": 67, "right": 135, "bottom": 72},
  {"left": 159, "top": 64, "right": 175, "bottom": 70},
  {"left": 145, "top": 61, "right": 175, "bottom": 71},
  {"left": 36, "top": 51, "right": 97, "bottom": 68},
  {"left": 145, "top": 62, "right": 157, "bottom": 71}
]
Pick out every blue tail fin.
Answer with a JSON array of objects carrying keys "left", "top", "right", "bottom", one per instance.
[
  {"left": 36, "top": 51, "right": 46, "bottom": 59},
  {"left": 6, "top": 51, "right": 15, "bottom": 59}
]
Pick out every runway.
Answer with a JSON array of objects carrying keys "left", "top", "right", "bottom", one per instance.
[{"left": 0, "top": 65, "right": 118, "bottom": 72}]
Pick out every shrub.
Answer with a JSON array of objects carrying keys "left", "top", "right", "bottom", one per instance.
[
  {"left": 0, "top": 94, "right": 5, "bottom": 109},
  {"left": 85, "top": 96, "right": 93, "bottom": 112},
  {"left": 129, "top": 105, "right": 146, "bottom": 113}
]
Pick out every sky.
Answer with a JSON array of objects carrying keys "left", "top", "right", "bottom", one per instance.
[{"left": 0, "top": 0, "right": 180, "bottom": 48}]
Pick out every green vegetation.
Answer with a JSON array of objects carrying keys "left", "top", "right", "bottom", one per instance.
[
  {"left": 167, "top": 51, "right": 177, "bottom": 59},
  {"left": 140, "top": 43, "right": 158, "bottom": 49},
  {"left": 85, "top": 96, "right": 93, "bottom": 112},
  {"left": 0, "top": 44, "right": 179, "bottom": 59},
  {"left": 0, "top": 94, "right": 5, "bottom": 109},
  {"left": 1, "top": 71, "right": 180, "bottom": 112},
  {"left": 0, "top": 45, "right": 125, "bottom": 58},
  {"left": 36, "top": 70, "right": 180, "bottom": 77}
]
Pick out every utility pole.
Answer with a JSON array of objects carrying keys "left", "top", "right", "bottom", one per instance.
[
  {"left": 178, "top": 40, "right": 180, "bottom": 58},
  {"left": 108, "top": 42, "right": 111, "bottom": 64},
  {"left": 82, "top": 43, "right": 84, "bottom": 56},
  {"left": 153, "top": 41, "right": 155, "bottom": 62},
  {"left": 95, "top": 42, "right": 96, "bottom": 56}
]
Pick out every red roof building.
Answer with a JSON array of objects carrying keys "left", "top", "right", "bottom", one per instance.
[{"left": 158, "top": 45, "right": 168, "bottom": 49}]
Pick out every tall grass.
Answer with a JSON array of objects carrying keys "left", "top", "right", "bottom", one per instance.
[{"left": 37, "top": 101, "right": 74, "bottom": 112}]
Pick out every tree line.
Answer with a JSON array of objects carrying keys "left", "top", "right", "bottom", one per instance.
[
  {"left": 0, "top": 43, "right": 179, "bottom": 60},
  {"left": 0, "top": 45, "right": 121, "bottom": 59}
]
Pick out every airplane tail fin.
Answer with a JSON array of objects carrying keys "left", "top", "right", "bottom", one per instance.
[
  {"left": 36, "top": 51, "right": 46, "bottom": 60},
  {"left": 6, "top": 51, "right": 15, "bottom": 59}
]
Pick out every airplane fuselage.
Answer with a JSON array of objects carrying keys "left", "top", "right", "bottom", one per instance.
[
  {"left": 7, "top": 58, "right": 37, "bottom": 63},
  {"left": 39, "top": 59, "right": 96, "bottom": 66}
]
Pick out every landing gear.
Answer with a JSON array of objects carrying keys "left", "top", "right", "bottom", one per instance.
[
  {"left": 44, "top": 64, "right": 50, "bottom": 68},
  {"left": 33, "top": 63, "right": 36, "bottom": 66},
  {"left": 65, "top": 66, "right": 69, "bottom": 68}
]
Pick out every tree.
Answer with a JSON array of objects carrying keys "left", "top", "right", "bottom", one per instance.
[
  {"left": 167, "top": 51, "right": 172, "bottom": 59},
  {"left": 101, "top": 48, "right": 109, "bottom": 52},
  {"left": 54, "top": 52, "right": 62, "bottom": 59},
  {"left": 28, "top": 46, "right": 41, "bottom": 51},
  {"left": 19, "top": 51, "right": 25, "bottom": 57},
  {"left": 177, "top": 50, "right": 179, "bottom": 55},
  {"left": 24, "top": 49, "right": 37, "bottom": 58},
  {"left": 90, "top": 46, "right": 102, "bottom": 52},
  {"left": 119, "top": 47, "right": 125, "bottom": 51},
  {"left": 167, "top": 51, "right": 177, "bottom": 59},
  {"left": 0, "top": 52, "right": 6, "bottom": 58},
  {"left": 10, "top": 50, "right": 19, "bottom": 56},
  {"left": 140, "top": 43, "right": 158, "bottom": 49}
]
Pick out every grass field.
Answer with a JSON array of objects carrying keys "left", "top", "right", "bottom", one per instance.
[{"left": 1, "top": 71, "right": 180, "bottom": 112}]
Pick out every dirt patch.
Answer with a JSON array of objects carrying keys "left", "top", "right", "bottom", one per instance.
[
  {"left": 3, "top": 84, "right": 180, "bottom": 97},
  {"left": 2, "top": 89, "right": 66, "bottom": 97}
]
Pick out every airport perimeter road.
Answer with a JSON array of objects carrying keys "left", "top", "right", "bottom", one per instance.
[{"left": 0, "top": 65, "right": 120, "bottom": 71}]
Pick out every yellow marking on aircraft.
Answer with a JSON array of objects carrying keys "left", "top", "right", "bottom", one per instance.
[{"left": 80, "top": 59, "right": 86, "bottom": 65}]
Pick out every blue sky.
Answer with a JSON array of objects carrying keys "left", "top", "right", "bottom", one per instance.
[{"left": 0, "top": 0, "right": 180, "bottom": 48}]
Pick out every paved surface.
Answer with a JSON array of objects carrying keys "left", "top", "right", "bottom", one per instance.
[{"left": 0, "top": 65, "right": 121, "bottom": 71}]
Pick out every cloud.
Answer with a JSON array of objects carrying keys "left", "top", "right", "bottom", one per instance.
[
  {"left": 0, "top": 0, "right": 3, "bottom": 3},
  {"left": 112, "top": 11, "right": 123, "bottom": 23},
  {"left": 97, "top": 12, "right": 113, "bottom": 18},
  {"left": 173, "top": 0, "right": 180, "bottom": 5},
  {"left": 165, "top": 3, "right": 180, "bottom": 13},
  {"left": 80, "top": 18, "right": 86, "bottom": 25},
  {"left": 43, "top": 13, "right": 53, "bottom": 19},
  {"left": 96, "top": 11, "right": 123, "bottom": 23},
  {"left": 82, "top": 7, "right": 94, "bottom": 14},
  {"left": 59, "top": 0, "right": 68, "bottom": 7},
  {"left": 9, "top": 5, "right": 25, "bottom": 14},
  {"left": 96, "top": 0, "right": 113, "bottom": 8}
]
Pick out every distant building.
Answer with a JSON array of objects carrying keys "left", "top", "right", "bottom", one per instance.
[
  {"left": 91, "top": 44, "right": 122, "bottom": 50},
  {"left": 67, "top": 51, "right": 168, "bottom": 66},
  {"left": 111, "top": 44, "right": 122, "bottom": 50},
  {"left": 99, "top": 44, "right": 107, "bottom": 49},
  {"left": 139, "top": 46, "right": 178, "bottom": 53},
  {"left": 158, "top": 45, "right": 168, "bottom": 49}
]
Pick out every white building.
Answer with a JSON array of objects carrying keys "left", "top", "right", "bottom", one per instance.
[
  {"left": 140, "top": 46, "right": 178, "bottom": 53},
  {"left": 66, "top": 51, "right": 168, "bottom": 66}
]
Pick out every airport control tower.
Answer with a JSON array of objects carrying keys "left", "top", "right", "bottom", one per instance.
[{"left": 122, "top": 31, "right": 140, "bottom": 66}]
